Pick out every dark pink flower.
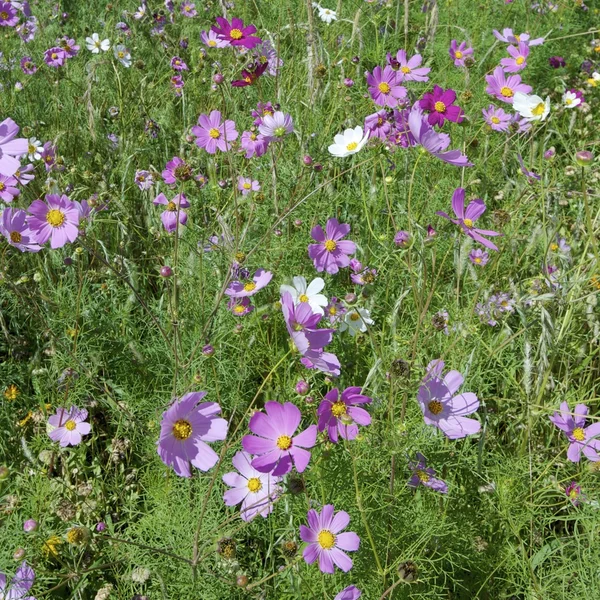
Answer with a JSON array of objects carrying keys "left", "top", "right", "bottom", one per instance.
[
  {"left": 419, "top": 85, "right": 464, "bottom": 127},
  {"left": 366, "top": 65, "right": 407, "bottom": 108},
  {"left": 212, "top": 16, "right": 262, "bottom": 49}
]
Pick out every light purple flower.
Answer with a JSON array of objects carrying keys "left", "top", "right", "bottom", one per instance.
[
  {"left": 162, "top": 156, "right": 192, "bottom": 184},
  {"left": 300, "top": 504, "right": 360, "bottom": 573},
  {"left": 0, "top": 174, "right": 19, "bottom": 202},
  {"left": 436, "top": 188, "right": 501, "bottom": 250},
  {"left": 493, "top": 29, "right": 545, "bottom": 46},
  {"left": 308, "top": 218, "right": 356, "bottom": 274},
  {"left": 388, "top": 49, "right": 430, "bottom": 82},
  {"left": 14, "top": 163, "right": 34, "bottom": 186},
  {"left": 253, "top": 40, "right": 282, "bottom": 76},
  {"left": 0, "top": 118, "right": 28, "bottom": 177},
  {"left": 325, "top": 296, "right": 346, "bottom": 324},
  {"left": 469, "top": 249, "right": 489, "bottom": 266},
  {"left": 27, "top": 194, "right": 80, "bottom": 249},
  {"left": 335, "top": 586, "right": 362, "bottom": 600},
  {"left": 192, "top": 110, "right": 238, "bottom": 154},
  {"left": 153, "top": 192, "right": 190, "bottom": 233},
  {"left": 180, "top": 1, "right": 196, "bottom": 17},
  {"left": 157, "top": 391, "right": 228, "bottom": 477},
  {"left": 408, "top": 452, "right": 448, "bottom": 493},
  {"left": 237, "top": 176, "right": 260, "bottom": 195},
  {"left": 449, "top": 40, "right": 473, "bottom": 67},
  {"left": 500, "top": 42, "right": 530, "bottom": 72},
  {"left": 170, "top": 56, "right": 188, "bottom": 71},
  {"left": 364, "top": 110, "right": 392, "bottom": 141},
  {"left": 258, "top": 111, "right": 294, "bottom": 142},
  {"left": 228, "top": 296, "right": 254, "bottom": 317},
  {"left": 44, "top": 47, "right": 67, "bottom": 67},
  {"left": 0, "top": 2, "right": 18, "bottom": 27},
  {"left": 417, "top": 359, "right": 480, "bottom": 439},
  {"left": 240, "top": 130, "right": 268, "bottom": 158},
  {"left": 365, "top": 65, "right": 407, "bottom": 108},
  {"left": 300, "top": 349, "right": 341, "bottom": 377},
  {"left": 201, "top": 29, "right": 229, "bottom": 48},
  {"left": 485, "top": 66, "right": 532, "bottom": 103},
  {"left": 517, "top": 154, "right": 541, "bottom": 182},
  {"left": 225, "top": 268, "right": 272, "bottom": 297},
  {"left": 135, "top": 169, "right": 154, "bottom": 190},
  {"left": 242, "top": 401, "right": 317, "bottom": 476},
  {"left": 0, "top": 562, "right": 35, "bottom": 600},
  {"left": 59, "top": 36, "right": 80, "bottom": 58},
  {"left": 0, "top": 208, "right": 40, "bottom": 252},
  {"left": 317, "top": 387, "right": 372, "bottom": 442},
  {"left": 550, "top": 402, "right": 600, "bottom": 462},
  {"left": 20, "top": 56, "right": 37, "bottom": 74},
  {"left": 48, "top": 406, "right": 91, "bottom": 447},
  {"left": 350, "top": 259, "right": 377, "bottom": 285},
  {"left": 482, "top": 104, "right": 511, "bottom": 131}
]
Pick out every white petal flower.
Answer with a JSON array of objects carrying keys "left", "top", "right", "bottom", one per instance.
[
  {"left": 27, "top": 137, "right": 42, "bottom": 161},
  {"left": 562, "top": 91, "right": 581, "bottom": 109},
  {"left": 328, "top": 126, "right": 370, "bottom": 158},
  {"left": 512, "top": 92, "right": 550, "bottom": 122},
  {"left": 114, "top": 45, "right": 131, "bottom": 68},
  {"left": 339, "top": 307, "right": 374, "bottom": 336},
  {"left": 318, "top": 7, "right": 337, "bottom": 23},
  {"left": 280, "top": 276, "right": 328, "bottom": 316}
]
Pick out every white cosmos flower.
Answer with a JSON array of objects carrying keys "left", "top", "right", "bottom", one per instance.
[
  {"left": 562, "top": 91, "right": 581, "bottom": 109},
  {"left": 339, "top": 307, "right": 374, "bottom": 336},
  {"left": 86, "top": 33, "right": 111, "bottom": 54},
  {"left": 114, "top": 45, "right": 132, "bottom": 68},
  {"left": 512, "top": 92, "right": 550, "bottom": 122},
  {"left": 280, "top": 276, "right": 328, "bottom": 316},
  {"left": 27, "top": 137, "right": 43, "bottom": 161},
  {"left": 318, "top": 7, "right": 337, "bottom": 23},
  {"left": 328, "top": 126, "right": 370, "bottom": 158}
]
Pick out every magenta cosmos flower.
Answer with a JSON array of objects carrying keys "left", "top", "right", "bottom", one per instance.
[
  {"left": 44, "top": 47, "right": 67, "bottom": 67},
  {"left": 420, "top": 86, "right": 464, "bottom": 127},
  {"left": 28, "top": 194, "right": 80, "bottom": 249},
  {"left": 408, "top": 453, "right": 448, "bottom": 493},
  {"left": 482, "top": 104, "right": 511, "bottom": 131},
  {"left": 225, "top": 268, "right": 272, "bottom": 298},
  {"left": 0, "top": 3, "right": 19, "bottom": 27},
  {"left": 228, "top": 296, "right": 254, "bottom": 317},
  {"left": 300, "top": 504, "right": 360, "bottom": 573},
  {"left": 417, "top": 359, "right": 480, "bottom": 439},
  {"left": 485, "top": 66, "right": 532, "bottom": 103},
  {"left": 550, "top": 402, "right": 600, "bottom": 462},
  {"left": 500, "top": 42, "right": 530, "bottom": 73},
  {"left": 0, "top": 562, "right": 35, "bottom": 600},
  {"left": 0, "top": 118, "right": 28, "bottom": 177},
  {"left": 388, "top": 49, "right": 430, "bottom": 82},
  {"left": 366, "top": 65, "right": 407, "bottom": 108},
  {"left": 212, "top": 16, "right": 262, "bottom": 49},
  {"left": 449, "top": 40, "right": 473, "bottom": 67},
  {"left": 157, "top": 391, "right": 228, "bottom": 477},
  {"left": 162, "top": 156, "right": 192, "bottom": 184},
  {"left": 242, "top": 401, "right": 317, "bottom": 476},
  {"left": 192, "top": 110, "right": 238, "bottom": 154},
  {"left": 153, "top": 192, "right": 190, "bottom": 233},
  {"left": 222, "top": 450, "right": 282, "bottom": 521},
  {"left": 48, "top": 406, "right": 91, "bottom": 447},
  {"left": 318, "top": 387, "right": 372, "bottom": 442},
  {"left": 436, "top": 188, "right": 501, "bottom": 251},
  {"left": 308, "top": 218, "right": 356, "bottom": 274},
  {"left": 0, "top": 208, "right": 41, "bottom": 252}
]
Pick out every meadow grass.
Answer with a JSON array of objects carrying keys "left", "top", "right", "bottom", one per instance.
[{"left": 1, "top": 0, "right": 600, "bottom": 598}]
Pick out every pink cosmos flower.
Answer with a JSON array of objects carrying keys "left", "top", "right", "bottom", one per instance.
[
  {"left": 469, "top": 248, "right": 489, "bottom": 266},
  {"left": 0, "top": 562, "right": 35, "bottom": 600},
  {"left": 308, "top": 218, "right": 356, "bottom": 274},
  {"left": 419, "top": 85, "right": 464, "bottom": 127},
  {"left": 366, "top": 65, "right": 407, "bottom": 108},
  {"left": 162, "top": 156, "right": 192, "bottom": 184},
  {"left": 500, "top": 42, "right": 530, "bottom": 72},
  {"left": 240, "top": 130, "right": 268, "bottom": 158},
  {"left": 407, "top": 453, "right": 448, "bottom": 493},
  {"left": 482, "top": 104, "right": 511, "bottom": 131},
  {"left": 180, "top": 1, "right": 197, "bottom": 17},
  {"left": 364, "top": 110, "right": 392, "bottom": 141},
  {"left": 258, "top": 111, "right": 294, "bottom": 142},
  {"left": 387, "top": 49, "right": 430, "bottom": 82},
  {"left": 550, "top": 402, "right": 600, "bottom": 462},
  {"left": 170, "top": 56, "right": 188, "bottom": 71},
  {"left": 228, "top": 296, "right": 254, "bottom": 317},
  {"left": 157, "top": 391, "right": 228, "bottom": 477},
  {"left": 493, "top": 29, "right": 545, "bottom": 46},
  {"left": 14, "top": 163, "right": 35, "bottom": 186},
  {"left": 300, "top": 504, "right": 360, "bottom": 573},
  {"left": 485, "top": 66, "right": 532, "bottom": 103},
  {"left": 317, "top": 387, "right": 372, "bottom": 442},
  {"left": 449, "top": 40, "right": 473, "bottom": 67},
  {"left": 242, "top": 401, "right": 317, "bottom": 476},
  {"left": 153, "top": 192, "right": 190, "bottom": 232},
  {"left": 0, "top": 207, "right": 41, "bottom": 252},
  {"left": 48, "top": 406, "right": 91, "bottom": 447},
  {"left": 44, "top": 46, "right": 67, "bottom": 67},
  {"left": 222, "top": 450, "right": 282, "bottom": 521},
  {"left": 200, "top": 29, "right": 229, "bottom": 48},
  {"left": 335, "top": 587, "right": 361, "bottom": 600},
  {"left": 212, "top": 16, "right": 262, "bottom": 49},
  {"left": 0, "top": 174, "right": 19, "bottom": 202},
  {"left": 225, "top": 268, "right": 272, "bottom": 298},
  {"left": 0, "top": 2, "right": 19, "bottom": 27},
  {"left": 0, "top": 118, "right": 28, "bottom": 177},
  {"left": 237, "top": 176, "right": 260, "bottom": 195},
  {"left": 27, "top": 194, "right": 80, "bottom": 249},
  {"left": 192, "top": 110, "right": 238, "bottom": 154}
]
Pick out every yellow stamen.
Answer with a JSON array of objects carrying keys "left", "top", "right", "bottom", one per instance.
[
  {"left": 331, "top": 401, "right": 347, "bottom": 418},
  {"left": 324, "top": 240, "right": 337, "bottom": 252},
  {"left": 434, "top": 101, "right": 446, "bottom": 113},
  {"left": 531, "top": 102, "right": 546, "bottom": 116},
  {"left": 349, "top": 312, "right": 360, "bottom": 321},
  {"left": 454, "top": 50, "right": 463, "bottom": 59},
  {"left": 401, "top": 66, "right": 411, "bottom": 74},
  {"left": 276, "top": 435, "right": 292, "bottom": 450},
  {"left": 317, "top": 530, "right": 336, "bottom": 549},
  {"left": 428, "top": 400, "right": 443, "bottom": 415},
  {"left": 244, "top": 282, "right": 256, "bottom": 292},
  {"left": 234, "top": 305, "right": 246, "bottom": 314},
  {"left": 299, "top": 294, "right": 309, "bottom": 303},
  {"left": 491, "top": 116, "right": 500, "bottom": 124},
  {"left": 516, "top": 57, "right": 525, "bottom": 65},
  {"left": 346, "top": 141, "right": 358, "bottom": 151},
  {"left": 242, "top": 183, "right": 251, "bottom": 190},
  {"left": 166, "top": 201, "right": 177, "bottom": 211},
  {"left": 416, "top": 470, "right": 430, "bottom": 483},
  {"left": 209, "top": 128, "right": 221, "bottom": 139},
  {"left": 463, "top": 218, "right": 473, "bottom": 228},
  {"left": 500, "top": 86, "right": 513, "bottom": 98},
  {"left": 247, "top": 477, "right": 262, "bottom": 492},
  {"left": 378, "top": 82, "right": 391, "bottom": 94},
  {"left": 46, "top": 209, "right": 65, "bottom": 227},
  {"left": 173, "top": 419, "right": 192, "bottom": 440},
  {"left": 64, "top": 420, "right": 76, "bottom": 431},
  {"left": 230, "top": 28, "right": 243, "bottom": 40},
  {"left": 572, "top": 427, "right": 585, "bottom": 442}
]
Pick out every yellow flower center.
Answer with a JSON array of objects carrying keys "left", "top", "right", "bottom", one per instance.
[
  {"left": 550, "top": 243, "right": 558, "bottom": 251},
  {"left": 474, "top": 257, "right": 482, "bottom": 264},
  {"left": 317, "top": 530, "right": 336, "bottom": 549},
  {"left": 46, "top": 209, "right": 65, "bottom": 227},
  {"left": 167, "top": 201, "right": 177, "bottom": 211},
  {"left": 329, "top": 306, "right": 337, "bottom": 315},
  {"left": 349, "top": 312, "right": 360, "bottom": 321},
  {"left": 428, "top": 400, "right": 443, "bottom": 415},
  {"left": 234, "top": 305, "right": 246, "bottom": 314},
  {"left": 595, "top": 45, "right": 600, "bottom": 53},
  {"left": 51, "top": 53, "right": 58, "bottom": 60},
  {"left": 4, "top": 385, "right": 19, "bottom": 401},
  {"left": 434, "top": 101, "right": 446, "bottom": 113},
  {"left": 28, "top": 144, "right": 36, "bottom": 154},
  {"left": 243, "top": 183, "right": 251, "bottom": 190},
  {"left": 401, "top": 66, "right": 411, "bottom": 74},
  {"left": 331, "top": 401, "right": 347, "bottom": 418},
  {"left": 118, "top": 51, "right": 125, "bottom": 59},
  {"left": 378, "top": 82, "right": 391, "bottom": 94},
  {"left": 299, "top": 294, "right": 309, "bottom": 303},
  {"left": 463, "top": 218, "right": 473, "bottom": 228},
  {"left": 346, "top": 141, "right": 358, "bottom": 151},
  {"left": 515, "top": 34, "right": 521, "bottom": 41},
  {"left": 244, "top": 282, "right": 256, "bottom": 292},
  {"left": 455, "top": 50, "right": 463, "bottom": 59},
  {"left": 208, "top": 40, "right": 216, "bottom": 47},
  {"left": 516, "top": 57, "right": 525, "bottom": 65},
  {"left": 250, "top": 133, "right": 257, "bottom": 141},
  {"left": 416, "top": 470, "right": 430, "bottom": 482},
  {"left": 0, "top": 182, "right": 4, "bottom": 191},
  {"left": 64, "top": 420, "right": 76, "bottom": 431},
  {"left": 209, "top": 128, "right": 221, "bottom": 139},
  {"left": 276, "top": 435, "right": 292, "bottom": 450},
  {"left": 587, "top": 78, "right": 597, "bottom": 87},
  {"left": 230, "top": 28, "right": 243, "bottom": 40},
  {"left": 0, "top": 11, "right": 8, "bottom": 19},
  {"left": 173, "top": 419, "right": 193, "bottom": 440},
  {"left": 500, "top": 86, "right": 513, "bottom": 98},
  {"left": 324, "top": 239, "right": 337, "bottom": 252},
  {"left": 491, "top": 116, "right": 500, "bottom": 124},
  {"left": 531, "top": 102, "right": 546, "bottom": 116},
  {"left": 565, "top": 98, "right": 573, "bottom": 105},
  {"left": 572, "top": 427, "right": 585, "bottom": 442},
  {"left": 247, "top": 477, "right": 262, "bottom": 492}
]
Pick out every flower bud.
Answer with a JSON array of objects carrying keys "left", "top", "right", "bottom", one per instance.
[
  {"left": 343, "top": 78, "right": 354, "bottom": 87},
  {"left": 23, "top": 519, "right": 38, "bottom": 532},
  {"left": 160, "top": 266, "right": 173, "bottom": 278},
  {"left": 575, "top": 150, "right": 593, "bottom": 166},
  {"left": 295, "top": 380, "right": 310, "bottom": 395},
  {"left": 303, "top": 155, "right": 313, "bottom": 166},
  {"left": 202, "top": 344, "right": 215, "bottom": 356},
  {"left": 13, "top": 548, "right": 26, "bottom": 560},
  {"left": 213, "top": 73, "right": 224, "bottom": 85}
]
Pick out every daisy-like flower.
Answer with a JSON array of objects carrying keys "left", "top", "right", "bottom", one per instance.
[
  {"left": 14, "top": 164, "right": 35, "bottom": 186},
  {"left": 47, "top": 406, "right": 91, "bottom": 447},
  {"left": 27, "top": 194, "right": 80, "bottom": 249},
  {"left": 280, "top": 276, "right": 328, "bottom": 316},
  {"left": 26, "top": 137, "right": 42, "bottom": 161},
  {"left": 228, "top": 296, "right": 254, "bottom": 317},
  {"left": 339, "top": 307, "right": 374, "bottom": 336},
  {"left": 500, "top": 42, "right": 530, "bottom": 72},
  {"left": 0, "top": 207, "right": 41, "bottom": 252},
  {"left": 366, "top": 65, "right": 407, "bottom": 108},
  {"left": 482, "top": 104, "right": 511, "bottom": 131},
  {"left": 153, "top": 192, "right": 190, "bottom": 233},
  {"left": 226, "top": 268, "right": 272, "bottom": 298},
  {"left": 300, "top": 504, "right": 360, "bottom": 573},
  {"left": 258, "top": 111, "right": 294, "bottom": 142},
  {"left": 388, "top": 49, "right": 430, "bottom": 82},
  {"left": 562, "top": 90, "right": 582, "bottom": 109},
  {"left": 417, "top": 359, "right": 480, "bottom": 439},
  {"left": 200, "top": 29, "right": 229, "bottom": 48},
  {"left": 134, "top": 169, "right": 154, "bottom": 190},
  {"left": 0, "top": 562, "right": 35, "bottom": 600},
  {"left": 0, "top": 118, "right": 28, "bottom": 178},
  {"left": 59, "top": 36, "right": 80, "bottom": 59},
  {"left": 364, "top": 110, "right": 392, "bottom": 141},
  {"left": 301, "top": 348, "right": 341, "bottom": 377},
  {"left": 308, "top": 218, "right": 356, "bottom": 274},
  {"left": 317, "top": 6, "right": 337, "bottom": 23},
  {"left": 114, "top": 44, "right": 131, "bottom": 67},
  {"left": 222, "top": 450, "right": 282, "bottom": 521},
  {"left": 242, "top": 401, "right": 317, "bottom": 476},
  {"left": 0, "top": 174, "right": 19, "bottom": 202},
  {"left": 231, "top": 62, "right": 268, "bottom": 87},
  {"left": 436, "top": 187, "right": 501, "bottom": 251},
  {"left": 212, "top": 16, "right": 262, "bottom": 49},
  {"left": 485, "top": 66, "right": 532, "bottom": 104},
  {"left": 0, "top": 2, "right": 19, "bottom": 27},
  {"left": 240, "top": 130, "right": 268, "bottom": 158},
  {"left": 328, "top": 126, "right": 369, "bottom": 158},
  {"left": 317, "top": 386, "right": 372, "bottom": 442},
  {"left": 469, "top": 248, "right": 489, "bottom": 266},
  {"left": 162, "top": 156, "right": 192, "bottom": 184},
  {"left": 180, "top": 1, "right": 197, "bottom": 16},
  {"left": 550, "top": 402, "right": 600, "bottom": 462},
  {"left": 513, "top": 92, "right": 550, "bottom": 122},
  {"left": 420, "top": 85, "right": 464, "bottom": 127},
  {"left": 407, "top": 453, "right": 448, "bottom": 493},
  {"left": 157, "top": 391, "right": 228, "bottom": 477},
  {"left": 335, "top": 587, "right": 362, "bottom": 600},
  {"left": 170, "top": 56, "right": 188, "bottom": 71},
  {"left": 20, "top": 57, "right": 37, "bottom": 75},
  {"left": 449, "top": 40, "right": 473, "bottom": 67},
  {"left": 493, "top": 28, "right": 545, "bottom": 46},
  {"left": 192, "top": 110, "right": 238, "bottom": 154},
  {"left": 325, "top": 296, "right": 346, "bottom": 324},
  {"left": 44, "top": 47, "right": 67, "bottom": 68},
  {"left": 237, "top": 176, "right": 260, "bottom": 196}
]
